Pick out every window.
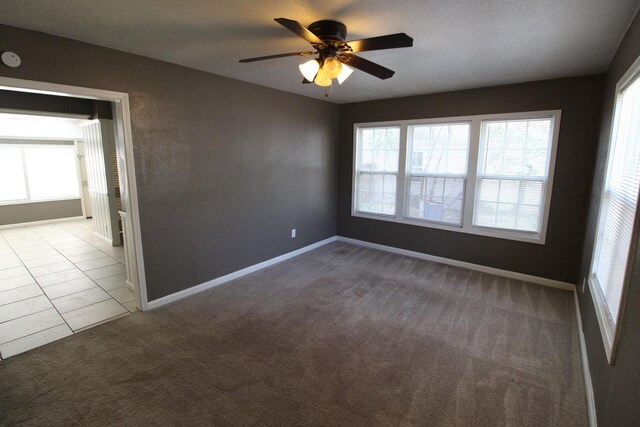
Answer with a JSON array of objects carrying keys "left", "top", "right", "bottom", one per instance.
[
  {"left": 406, "top": 123, "right": 470, "bottom": 225},
  {"left": 589, "top": 58, "right": 640, "bottom": 363},
  {"left": 0, "top": 142, "right": 80, "bottom": 204},
  {"left": 474, "top": 118, "right": 553, "bottom": 233},
  {"left": 352, "top": 111, "right": 560, "bottom": 243},
  {"left": 0, "top": 145, "right": 28, "bottom": 202},
  {"left": 354, "top": 126, "right": 400, "bottom": 216}
]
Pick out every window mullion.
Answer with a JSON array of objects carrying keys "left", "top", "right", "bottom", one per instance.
[
  {"left": 396, "top": 123, "right": 408, "bottom": 219},
  {"left": 463, "top": 119, "right": 481, "bottom": 231}
]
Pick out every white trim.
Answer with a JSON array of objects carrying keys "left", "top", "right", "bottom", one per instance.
[
  {"left": 0, "top": 77, "right": 148, "bottom": 312},
  {"left": 336, "top": 236, "right": 575, "bottom": 291},
  {"left": 116, "top": 95, "right": 148, "bottom": 311},
  {"left": 124, "top": 280, "right": 135, "bottom": 292},
  {"left": 0, "top": 138, "right": 77, "bottom": 145},
  {"left": 0, "top": 108, "right": 90, "bottom": 120},
  {"left": 0, "top": 215, "right": 84, "bottom": 230},
  {"left": 616, "top": 52, "right": 640, "bottom": 92},
  {"left": 0, "top": 77, "right": 129, "bottom": 101},
  {"left": 587, "top": 275, "right": 617, "bottom": 362},
  {"left": 146, "top": 237, "right": 338, "bottom": 310},
  {"left": 587, "top": 55, "right": 640, "bottom": 364},
  {"left": 351, "top": 211, "right": 548, "bottom": 244},
  {"left": 463, "top": 119, "right": 482, "bottom": 228},
  {"left": 574, "top": 290, "right": 598, "bottom": 427},
  {"left": 92, "top": 231, "right": 113, "bottom": 245},
  {"left": 351, "top": 110, "right": 561, "bottom": 245},
  {"left": 0, "top": 197, "right": 82, "bottom": 207}
]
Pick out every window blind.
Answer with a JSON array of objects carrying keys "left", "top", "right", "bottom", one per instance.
[
  {"left": 474, "top": 118, "right": 553, "bottom": 233},
  {"left": 592, "top": 72, "right": 640, "bottom": 326}
]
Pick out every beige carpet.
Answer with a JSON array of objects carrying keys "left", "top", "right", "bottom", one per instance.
[{"left": 0, "top": 242, "right": 587, "bottom": 426}]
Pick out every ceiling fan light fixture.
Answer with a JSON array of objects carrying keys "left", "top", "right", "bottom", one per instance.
[
  {"left": 299, "top": 59, "right": 320, "bottom": 82},
  {"left": 241, "top": 17, "right": 414, "bottom": 92},
  {"left": 314, "top": 67, "right": 332, "bottom": 87},
  {"left": 337, "top": 64, "right": 353, "bottom": 84},
  {"left": 322, "top": 56, "right": 342, "bottom": 79}
]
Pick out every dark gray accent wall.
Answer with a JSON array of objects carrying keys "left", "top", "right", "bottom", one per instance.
[
  {"left": 338, "top": 76, "right": 604, "bottom": 283},
  {"left": 0, "top": 89, "right": 112, "bottom": 118},
  {"left": 578, "top": 11, "right": 640, "bottom": 427},
  {"left": 0, "top": 24, "right": 339, "bottom": 301},
  {"left": 0, "top": 199, "right": 82, "bottom": 226}
]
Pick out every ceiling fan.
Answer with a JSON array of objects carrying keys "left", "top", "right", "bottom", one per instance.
[{"left": 239, "top": 18, "right": 413, "bottom": 88}]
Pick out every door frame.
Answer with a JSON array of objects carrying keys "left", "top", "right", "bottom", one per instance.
[{"left": 0, "top": 76, "right": 149, "bottom": 311}]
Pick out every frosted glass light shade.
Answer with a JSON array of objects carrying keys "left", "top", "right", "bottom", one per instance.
[
  {"left": 314, "top": 68, "right": 332, "bottom": 87},
  {"left": 337, "top": 65, "right": 353, "bottom": 84},
  {"left": 323, "top": 57, "right": 342, "bottom": 79},
  {"left": 299, "top": 59, "right": 320, "bottom": 81}
]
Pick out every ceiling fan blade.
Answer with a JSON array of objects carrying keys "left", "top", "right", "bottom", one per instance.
[
  {"left": 346, "top": 33, "right": 413, "bottom": 53},
  {"left": 338, "top": 54, "right": 395, "bottom": 79},
  {"left": 239, "top": 51, "right": 315, "bottom": 63},
  {"left": 274, "top": 18, "right": 327, "bottom": 47}
]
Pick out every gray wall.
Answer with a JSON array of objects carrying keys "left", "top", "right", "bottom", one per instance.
[
  {"left": 338, "top": 76, "right": 604, "bottom": 284},
  {"left": 0, "top": 24, "right": 339, "bottom": 301},
  {"left": 0, "top": 200, "right": 82, "bottom": 226},
  {"left": 578, "top": 10, "right": 640, "bottom": 427}
]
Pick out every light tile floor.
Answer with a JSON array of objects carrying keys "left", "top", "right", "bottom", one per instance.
[{"left": 0, "top": 219, "right": 137, "bottom": 359}]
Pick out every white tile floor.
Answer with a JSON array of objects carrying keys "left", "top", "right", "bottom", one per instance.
[{"left": 0, "top": 219, "right": 137, "bottom": 359}]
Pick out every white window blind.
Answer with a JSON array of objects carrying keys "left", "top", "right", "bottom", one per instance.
[
  {"left": 474, "top": 118, "right": 553, "bottom": 234},
  {"left": 0, "top": 143, "right": 80, "bottom": 204},
  {"left": 406, "top": 123, "right": 470, "bottom": 225},
  {"left": 590, "top": 69, "right": 640, "bottom": 357},
  {"left": 354, "top": 126, "right": 400, "bottom": 215}
]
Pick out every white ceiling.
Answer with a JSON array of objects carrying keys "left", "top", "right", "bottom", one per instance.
[{"left": 0, "top": 0, "right": 638, "bottom": 104}]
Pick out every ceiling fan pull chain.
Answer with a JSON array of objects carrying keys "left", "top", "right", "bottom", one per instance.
[{"left": 325, "top": 80, "right": 333, "bottom": 98}]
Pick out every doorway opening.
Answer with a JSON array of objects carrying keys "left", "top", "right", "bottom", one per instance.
[{"left": 0, "top": 77, "right": 147, "bottom": 358}]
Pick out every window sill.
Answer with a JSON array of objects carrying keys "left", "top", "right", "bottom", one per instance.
[
  {"left": 587, "top": 275, "right": 617, "bottom": 364},
  {"left": 351, "top": 210, "right": 546, "bottom": 244}
]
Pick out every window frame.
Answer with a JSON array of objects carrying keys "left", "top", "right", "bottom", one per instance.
[
  {"left": 353, "top": 125, "right": 402, "bottom": 217},
  {"left": 405, "top": 121, "right": 472, "bottom": 227},
  {"left": 351, "top": 110, "right": 561, "bottom": 244},
  {"left": 587, "top": 54, "right": 640, "bottom": 364},
  {"left": 0, "top": 139, "right": 82, "bottom": 206}
]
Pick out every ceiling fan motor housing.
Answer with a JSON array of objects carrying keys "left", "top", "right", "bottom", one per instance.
[{"left": 308, "top": 20, "right": 347, "bottom": 44}]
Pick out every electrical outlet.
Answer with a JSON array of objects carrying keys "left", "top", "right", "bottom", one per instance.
[{"left": 291, "top": 229, "right": 296, "bottom": 238}]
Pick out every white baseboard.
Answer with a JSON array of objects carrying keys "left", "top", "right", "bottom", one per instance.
[
  {"left": 93, "top": 231, "right": 113, "bottom": 245},
  {"left": 146, "top": 233, "right": 575, "bottom": 310},
  {"left": 146, "top": 236, "right": 338, "bottom": 310},
  {"left": 124, "top": 280, "right": 135, "bottom": 292},
  {"left": 0, "top": 216, "right": 85, "bottom": 230},
  {"left": 336, "top": 236, "right": 575, "bottom": 291},
  {"left": 574, "top": 290, "right": 597, "bottom": 427}
]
